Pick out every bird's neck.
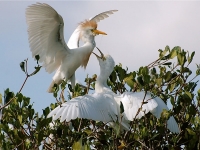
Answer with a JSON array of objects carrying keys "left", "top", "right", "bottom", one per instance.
[
  {"left": 81, "top": 33, "right": 95, "bottom": 44},
  {"left": 95, "top": 71, "right": 111, "bottom": 93}
]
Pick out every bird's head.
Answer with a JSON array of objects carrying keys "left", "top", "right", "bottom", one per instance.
[
  {"left": 93, "top": 47, "right": 115, "bottom": 72},
  {"left": 79, "top": 20, "right": 107, "bottom": 42}
]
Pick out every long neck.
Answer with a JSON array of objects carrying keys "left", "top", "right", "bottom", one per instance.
[
  {"left": 95, "top": 68, "right": 111, "bottom": 93},
  {"left": 67, "top": 28, "right": 80, "bottom": 49},
  {"left": 85, "top": 36, "right": 95, "bottom": 44}
]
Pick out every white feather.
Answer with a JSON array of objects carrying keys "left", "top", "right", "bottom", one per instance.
[
  {"left": 90, "top": 10, "right": 118, "bottom": 22},
  {"left": 26, "top": 3, "right": 69, "bottom": 73},
  {"left": 26, "top": 3, "right": 117, "bottom": 92},
  {"left": 67, "top": 10, "right": 118, "bottom": 49},
  {"left": 48, "top": 93, "right": 118, "bottom": 123},
  {"left": 48, "top": 53, "right": 180, "bottom": 133}
]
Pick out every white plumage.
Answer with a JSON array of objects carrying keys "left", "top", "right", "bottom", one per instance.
[
  {"left": 49, "top": 93, "right": 118, "bottom": 123},
  {"left": 48, "top": 50, "right": 180, "bottom": 133},
  {"left": 26, "top": 3, "right": 117, "bottom": 92}
]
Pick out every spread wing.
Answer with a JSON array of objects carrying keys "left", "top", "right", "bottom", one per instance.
[
  {"left": 120, "top": 91, "right": 158, "bottom": 120},
  {"left": 90, "top": 10, "right": 118, "bottom": 23},
  {"left": 48, "top": 93, "right": 118, "bottom": 123},
  {"left": 120, "top": 91, "right": 180, "bottom": 133},
  {"left": 151, "top": 97, "right": 180, "bottom": 133},
  {"left": 67, "top": 10, "right": 118, "bottom": 49},
  {"left": 26, "top": 3, "right": 70, "bottom": 73}
]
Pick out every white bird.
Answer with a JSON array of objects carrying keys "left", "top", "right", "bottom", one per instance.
[
  {"left": 47, "top": 49, "right": 180, "bottom": 133},
  {"left": 26, "top": 3, "right": 117, "bottom": 92}
]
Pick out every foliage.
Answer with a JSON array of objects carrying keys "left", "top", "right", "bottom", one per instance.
[{"left": 0, "top": 46, "right": 200, "bottom": 149}]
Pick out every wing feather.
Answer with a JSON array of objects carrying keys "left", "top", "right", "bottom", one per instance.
[
  {"left": 26, "top": 3, "right": 70, "bottom": 73},
  {"left": 120, "top": 91, "right": 180, "bottom": 133},
  {"left": 90, "top": 10, "right": 118, "bottom": 23},
  {"left": 67, "top": 10, "right": 118, "bottom": 49},
  {"left": 120, "top": 92, "right": 158, "bottom": 120},
  {"left": 152, "top": 97, "right": 180, "bottom": 133},
  {"left": 47, "top": 93, "right": 118, "bottom": 123}
]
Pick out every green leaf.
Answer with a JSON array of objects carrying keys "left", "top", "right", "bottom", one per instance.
[
  {"left": 170, "top": 49, "right": 177, "bottom": 59},
  {"left": 35, "top": 55, "right": 40, "bottom": 61},
  {"left": 109, "top": 71, "right": 117, "bottom": 82},
  {"left": 169, "top": 83, "right": 176, "bottom": 92},
  {"left": 142, "top": 66, "right": 149, "bottom": 75},
  {"left": 0, "top": 94, "right": 2, "bottom": 104},
  {"left": 16, "top": 93, "right": 23, "bottom": 103},
  {"left": 61, "top": 80, "right": 67, "bottom": 90},
  {"left": 150, "top": 120, "right": 153, "bottom": 126},
  {"left": 18, "top": 115, "right": 22, "bottom": 124},
  {"left": 4, "top": 90, "right": 14, "bottom": 103},
  {"left": 142, "top": 127, "right": 148, "bottom": 137},
  {"left": 31, "top": 66, "right": 41, "bottom": 76},
  {"left": 84, "top": 144, "right": 90, "bottom": 150},
  {"left": 143, "top": 75, "right": 150, "bottom": 84},
  {"left": 165, "top": 45, "right": 170, "bottom": 52},
  {"left": 181, "top": 67, "right": 191, "bottom": 73},
  {"left": 161, "top": 109, "right": 170, "bottom": 120},
  {"left": 120, "top": 101, "right": 124, "bottom": 114},
  {"left": 188, "top": 51, "right": 195, "bottom": 64},
  {"left": 151, "top": 68, "right": 157, "bottom": 75},
  {"left": 20, "top": 62, "right": 25, "bottom": 72},
  {"left": 186, "top": 114, "right": 190, "bottom": 121},
  {"left": 185, "top": 91, "right": 192, "bottom": 100},
  {"left": 150, "top": 133, "right": 160, "bottom": 140},
  {"left": 198, "top": 89, "right": 200, "bottom": 95},
  {"left": 165, "top": 71, "right": 172, "bottom": 82},
  {"left": 38, "top": 131, "right": 44, "bottom": 143},
  {"left": 83, "top": 129, "right": 93, "bottom": 135},
  {"left": 177, "top": 53, "right": 185, "bottom": 66},
  {"left": 186, "top": 128, "right": 195, "bottom": 135},
  {"left": 42, "top": 107, "right": 50, "bottom": 117},
  {"left": 159, "top": 47, "right": 168, "bottom": 58},
  {"left": 22, "top": 97, "right": 30, "bottom": 107},
  {"left": 163, "top": 62, "right": 172, "bottom": 66},
  {"left": 196, "top": 65, "right": 200, "bottom": 75},
  {"left": 170, "top": 96, "right": 175, "bottom": 106},
  {"left": 155, "top": 78, "right": 162, "bottom": 87},
  {"left": 72, "top": 137, "right": 83, "bottom": 150},
  {"left": 137, "top": 76, "right": 144, "bottom": 86},
  {"left": 113, "top": 123, "right": 121, "bottom": 137},
  {"left": 69, "top": 84, "right": 74, "bottom": 94},
  {"left": 118, "top": 68, "right": 126, "bottom": 81},
  {"left": 124, "top": 74, "right": 134, "bottom": 88}
]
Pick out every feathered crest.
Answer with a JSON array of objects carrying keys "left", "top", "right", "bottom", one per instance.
[{"left": 79, "top": 20, "right": 97, "bottom": 29}]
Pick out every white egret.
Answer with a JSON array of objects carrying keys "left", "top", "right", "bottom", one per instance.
[
  {"left": 26, "top": 3, "right": 117, "bottom": 92},
  {"left": 47, "top": 49, "right": 180, "bottom": 133}
]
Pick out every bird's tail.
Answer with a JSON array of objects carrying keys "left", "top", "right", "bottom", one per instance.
[{"left": 47, "top": 81, "right": 56, "bottom": 93}]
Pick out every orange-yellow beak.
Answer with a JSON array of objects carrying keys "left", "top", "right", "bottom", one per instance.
[{"left": 93, "top": 29, "right": 107, "bottom": 35}]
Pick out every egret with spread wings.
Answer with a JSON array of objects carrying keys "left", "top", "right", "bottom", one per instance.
[
  {"left": 48, "top": 49, "right": 180, "bottom": 133},
  {"left": 26, "top": 3, "right": 117, "bottom": 92}
]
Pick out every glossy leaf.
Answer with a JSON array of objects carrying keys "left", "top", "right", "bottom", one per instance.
[
  {"left": 20, "top": 62, "right": 25, "bottom": 72},
  {"left": 188, "top": 51, "right": 195, "bottom": 64}
]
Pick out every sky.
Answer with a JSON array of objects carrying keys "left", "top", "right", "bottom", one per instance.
[{"left": 0, "top": 1, "right": 200, "bottom": 114}]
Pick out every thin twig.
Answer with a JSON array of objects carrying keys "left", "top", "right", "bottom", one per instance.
[
  {"left": 78, "top": 118, "right": 82, "bottom": 132},
  {"left": 0, "top": 59, "right": 41, "bottom": 110},
  {"left": 12, "top": 141, "right": 24, "bottom": 150}
]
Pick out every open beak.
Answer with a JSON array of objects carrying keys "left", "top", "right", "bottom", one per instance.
[
  {"left": 93, "top": 29, "right": 107, "bottom": 35},
  {"left": 92, "top": 47, "right": 105, "bottom": 60}
]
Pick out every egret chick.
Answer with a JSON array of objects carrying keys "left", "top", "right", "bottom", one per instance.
[
  {"left": 26, "top": 3, "right": 117, "bottom": 92},
  {"left": 48, "top": 49, "right": 180, "bottom": 133}
]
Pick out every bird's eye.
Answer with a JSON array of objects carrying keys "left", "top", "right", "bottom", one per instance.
[{"left": 91, "top": 29, "right": 94, "bottom": 32}]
